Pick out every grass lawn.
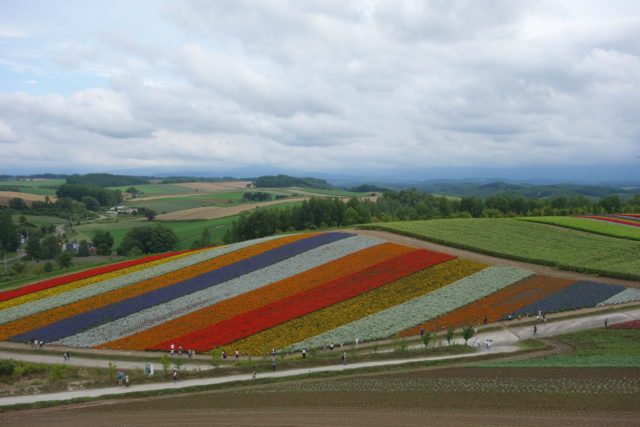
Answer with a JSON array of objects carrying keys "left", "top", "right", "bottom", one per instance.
[
  {"left": 477, "top": 327, "right": 640, "bottom": 367},
  {"left": 518, "top": 216, "right": 640, "bottom": 241},
  {"left": 361, "top": 218, "right": 640, "bottom": 280},
  {"left": 107, "top": 183, "right": 196, "bottom": 196},
  {"left": 0, "top": 179, "right": 63, "bottom": 196},
  {"left": 74, "top": 217, "right": 236, "bottom": 250}
]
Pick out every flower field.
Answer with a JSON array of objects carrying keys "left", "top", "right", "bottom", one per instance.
[
  {"left": 511, "top": 280, "right": 626, "bottom": 316},
  {"left": 610, "top": 320, "right": 640, "bottom": 329},
  {"left": 400, "top": 275, "right": 575, "bottom": 335},
  {"left": 1, "top": 230, "right": 639, "bottom": 354}
]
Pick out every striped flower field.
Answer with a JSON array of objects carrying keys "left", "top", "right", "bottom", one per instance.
[{"left": 1, "top": 231, "right": 638, "bottom": 354}]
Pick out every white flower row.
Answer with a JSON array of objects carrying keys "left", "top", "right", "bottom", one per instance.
[
  {"left": 55, "top": 235, "right": 383, "bottom": 347},
  {"left": 597, "top": 288, "right": 640, "bottom": 306},
  {"left": 1, "top": 236, "right": 282, "bottom": 325},
  {"left": 284, "top": 265, "right": 534, "bottom": 351}
]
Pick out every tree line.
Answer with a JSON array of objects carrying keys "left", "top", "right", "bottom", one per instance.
[{"left": 224, "top": 190, "right": 640, "bottom": 243}]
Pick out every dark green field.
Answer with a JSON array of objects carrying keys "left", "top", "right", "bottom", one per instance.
[{"left": 362, "top": 218, "right": 640, "bottom": 280}]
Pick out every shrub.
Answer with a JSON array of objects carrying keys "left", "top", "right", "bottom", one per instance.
[{"left": 43, "top": 262, "right": 54, "bottom": 273}]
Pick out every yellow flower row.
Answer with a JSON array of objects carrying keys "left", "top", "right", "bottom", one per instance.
[
  {"left": 0, "top": 249, "right": 209, "bottom": 311},
  {"left": 229, "top": 257, "right": 489, "bottom": 355}
]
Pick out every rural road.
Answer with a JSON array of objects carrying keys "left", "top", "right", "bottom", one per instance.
[
  {"left": 0, "top": 344, "right": 519, "bottom": 407},
  {"left": 2, "top": 306, "right": 639, "bottom": 407}
]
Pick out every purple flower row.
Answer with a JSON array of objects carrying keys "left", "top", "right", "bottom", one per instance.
[
  {"left": 512, "top": 280, "right": 626, "bottom": 316},
  {"left": 10, "top": 232, "right": 352, "bottom": 343}
]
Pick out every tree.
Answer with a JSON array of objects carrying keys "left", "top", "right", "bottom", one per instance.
[
  {"left": 77, "top": 240, "right": 91, "bottom": 257},
  {"left": 599, "top": 194, "right": 622, "bottom": 214},
  {"left": 57, "top": 250, "right": 74, "bottom": 268},
  {"left": 421, "top": 330, "right": 432, "bottom": 348},
  {"left": 462, "top": 325, "right": 474, "bottom": 345},
  {"left": 25, "top": 233, "right": 43, "bottom": 262},
  {"left": 0, "top": 211, "right": 20, "bottom": 256},
  {"left": 92, "top": 230, "right": 114, "bottom": 255},
  {"left": 445, "top": 327, "right": 455, "bottom": 346},
  {"left": 118, "top": 225, "right": 178, "bottom": 255},
  {"left": 8, "top": 197, "right": 27, "bottom": 210},
  {"left": 81, "top": 195, "right": 100, "bottom": 211},
  {"left": 40, "top": 235, "right": 61, "bottom": 260},
  {"left": 200, "top": 228, "right": 211, "bottom": 247},
  {"left": 343, "top": 207, "right": 361, "bottom": 225},
  {"left": 138, "top": 208, "right": 157, "bottom": 221}
]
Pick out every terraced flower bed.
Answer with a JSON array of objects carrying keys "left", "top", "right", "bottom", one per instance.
[
  {"left": 2, "top": 230, "right": 638, "bottom": 354},
  {"left": 401, "top": 275, "right": 574, "bottom": 334},
  {"left": 511, "top": 280, "right": 626, "bottom": 316}
]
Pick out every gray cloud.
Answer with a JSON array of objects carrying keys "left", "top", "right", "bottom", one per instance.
[{"left": 1, "top": 0, "right": 639, "bottom": 173}]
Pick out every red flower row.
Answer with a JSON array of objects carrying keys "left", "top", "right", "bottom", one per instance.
[
  {"left": 609, "top": 319, "right": 640, "bottom": 329},
  {"left": 152, "top": 249, "right": 455, "bottom": 351},
  {"left": 576, "top": 216, "right": 640, "bottom": 227},
  {"left": 0, "top": 249, "right": 195, "bottom": 302}
]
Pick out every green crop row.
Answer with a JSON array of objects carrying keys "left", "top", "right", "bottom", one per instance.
[
  {"left": 360, "top": 218, "right": 640, "bottom": 280},
  {"left": 518, "top": 216, "right": 640, "bottom": 241}
]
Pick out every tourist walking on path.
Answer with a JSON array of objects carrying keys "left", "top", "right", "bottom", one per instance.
[
  {"left": 302, "top": 348, "right": 306, "bottom": 359},
  {"left": 117, "top": 371, "right": 123, "bottom": 386},
  {"left": 342, "top": 352, "right": 347, "bottom": 365},
  {"left": 172, "top": 370, "right": 177, "bottom": 382},
  {"left": 271, "top": 358, "right": 277, "bottom": 371},
  {"left": 533, "top": 325, "right": 537, "bottom": 336},
  {"left": 124, "top": 375, "right": 130, "bottom": 387}
]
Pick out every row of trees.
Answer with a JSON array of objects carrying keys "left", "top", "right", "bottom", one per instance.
[
  {"left": 224, "top": 190, "right": 640, "bottom": 243},
  {"left": 56, "top": 184, "right": 123, "bottom": 210}
]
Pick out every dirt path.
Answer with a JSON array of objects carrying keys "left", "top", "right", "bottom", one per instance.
[{"left": 349, "top": 228, "right": 640, "bottom": 288}]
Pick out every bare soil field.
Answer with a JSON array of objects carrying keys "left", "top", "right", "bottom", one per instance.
[
  {"left": 173, "top": 181, "right": 253, "bottom": 192},
  {"left": 351, "top": 229, "right": 640, "bottom": 288},
  {"left": 156, "top": 197, "right": 309, "bottom": 220},
  {"left": 3, "top": 367, "right": 638, "bottom": 426},
  {"left": 0, "top": 192, "right": 53, "bottom": 206}
]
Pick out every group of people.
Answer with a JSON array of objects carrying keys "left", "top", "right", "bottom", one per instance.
[
  {"left": 62, "top": 351, "right": 71, "bottom": 361},
  {"left": 29, "top": 338, "right": 44, "bottom": 348},
  {"left": 221, "top": 350, "right": 240, "bottom": 359},
  {"left": 117, "top": 370, "right": 130, "bottom": 387},
  {"left": 169, "top": 343, "right": 196, "bottom": 358}
]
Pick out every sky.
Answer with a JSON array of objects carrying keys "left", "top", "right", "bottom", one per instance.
[{"left": 0, "top": 0, "right": 639, "bottom": 180}]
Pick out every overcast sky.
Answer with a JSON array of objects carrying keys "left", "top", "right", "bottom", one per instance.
[{"left": 1, "top": 0, "right": 639, "bottom": 178}]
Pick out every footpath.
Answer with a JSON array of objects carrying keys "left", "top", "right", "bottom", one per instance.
[{"left": 0, "top": 306, "right": 638, "bottom": 407}]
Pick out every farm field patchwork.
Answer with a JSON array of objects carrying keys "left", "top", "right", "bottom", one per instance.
[
  {"left": 2, "top": 230, "right": 639, "bottom": 354},
  {"left": 361, "top": 218, "right": 640, "bottom": 280},
  {"left": 75, "top": 217, "right": 238, "bottom": 250},
  {"left": 520, "top": 215, "right": 640, "bottom": 240}
]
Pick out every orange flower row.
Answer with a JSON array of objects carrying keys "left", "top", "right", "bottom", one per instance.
[
  {"left": 400, "top": 274, "right": 575, "bottom": 335},
  {"left": 101, "top": 242, "right": 414, "bottom": 350},
  {"left": 0, "top": 233, "right": 313, "bottom": 341}
]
